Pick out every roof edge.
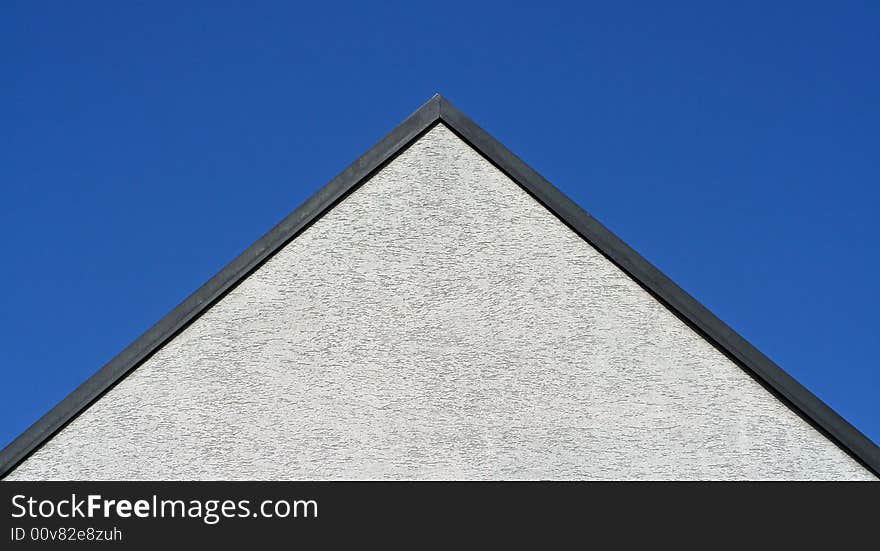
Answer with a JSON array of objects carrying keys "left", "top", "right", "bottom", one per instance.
[
  {"left": 1, "top": 94, "right": 877, "bottom": 479},
  {"left": 0, "top": 95, "right": 443, "bottom": 478},
  {"left": 436, "top": 96, "right": 879, "bottom": 477}
]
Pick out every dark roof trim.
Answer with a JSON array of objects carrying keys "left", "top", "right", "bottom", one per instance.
[{"left": 1, "top": 94, "right": 877, "bottom": 479}]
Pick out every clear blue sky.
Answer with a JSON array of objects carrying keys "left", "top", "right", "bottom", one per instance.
[{"left": 1, "top": 2, "right": 877, "bottom": 451}]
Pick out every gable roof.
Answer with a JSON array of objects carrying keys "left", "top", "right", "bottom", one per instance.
[{"left": 1, "top": 94, "right": 877, "bottom": 479}]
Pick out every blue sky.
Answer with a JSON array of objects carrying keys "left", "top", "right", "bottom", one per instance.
[{"left": 1, "top": 2, "right": 877, "bottom": 451}]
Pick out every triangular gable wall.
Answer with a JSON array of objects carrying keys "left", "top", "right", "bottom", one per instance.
[{"left": 2, "top": 96, "right": 877, "bottom": 479}]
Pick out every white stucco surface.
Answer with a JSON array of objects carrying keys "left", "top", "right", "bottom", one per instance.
[{"left": 8, "top": 124, "right": 873, "bottom": 480}]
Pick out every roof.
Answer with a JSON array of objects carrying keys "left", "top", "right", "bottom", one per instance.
[{"left": 1, "top": 94, "right": 877, "bottom": 479}]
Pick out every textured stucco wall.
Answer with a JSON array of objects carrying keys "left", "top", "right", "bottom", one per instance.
[{"left": 8, "top": 124, "right": 873, "bottom": 480}]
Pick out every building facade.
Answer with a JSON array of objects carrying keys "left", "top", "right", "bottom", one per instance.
[{"left": 2, "top": 96, "right": 877, "bottom": 480}]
